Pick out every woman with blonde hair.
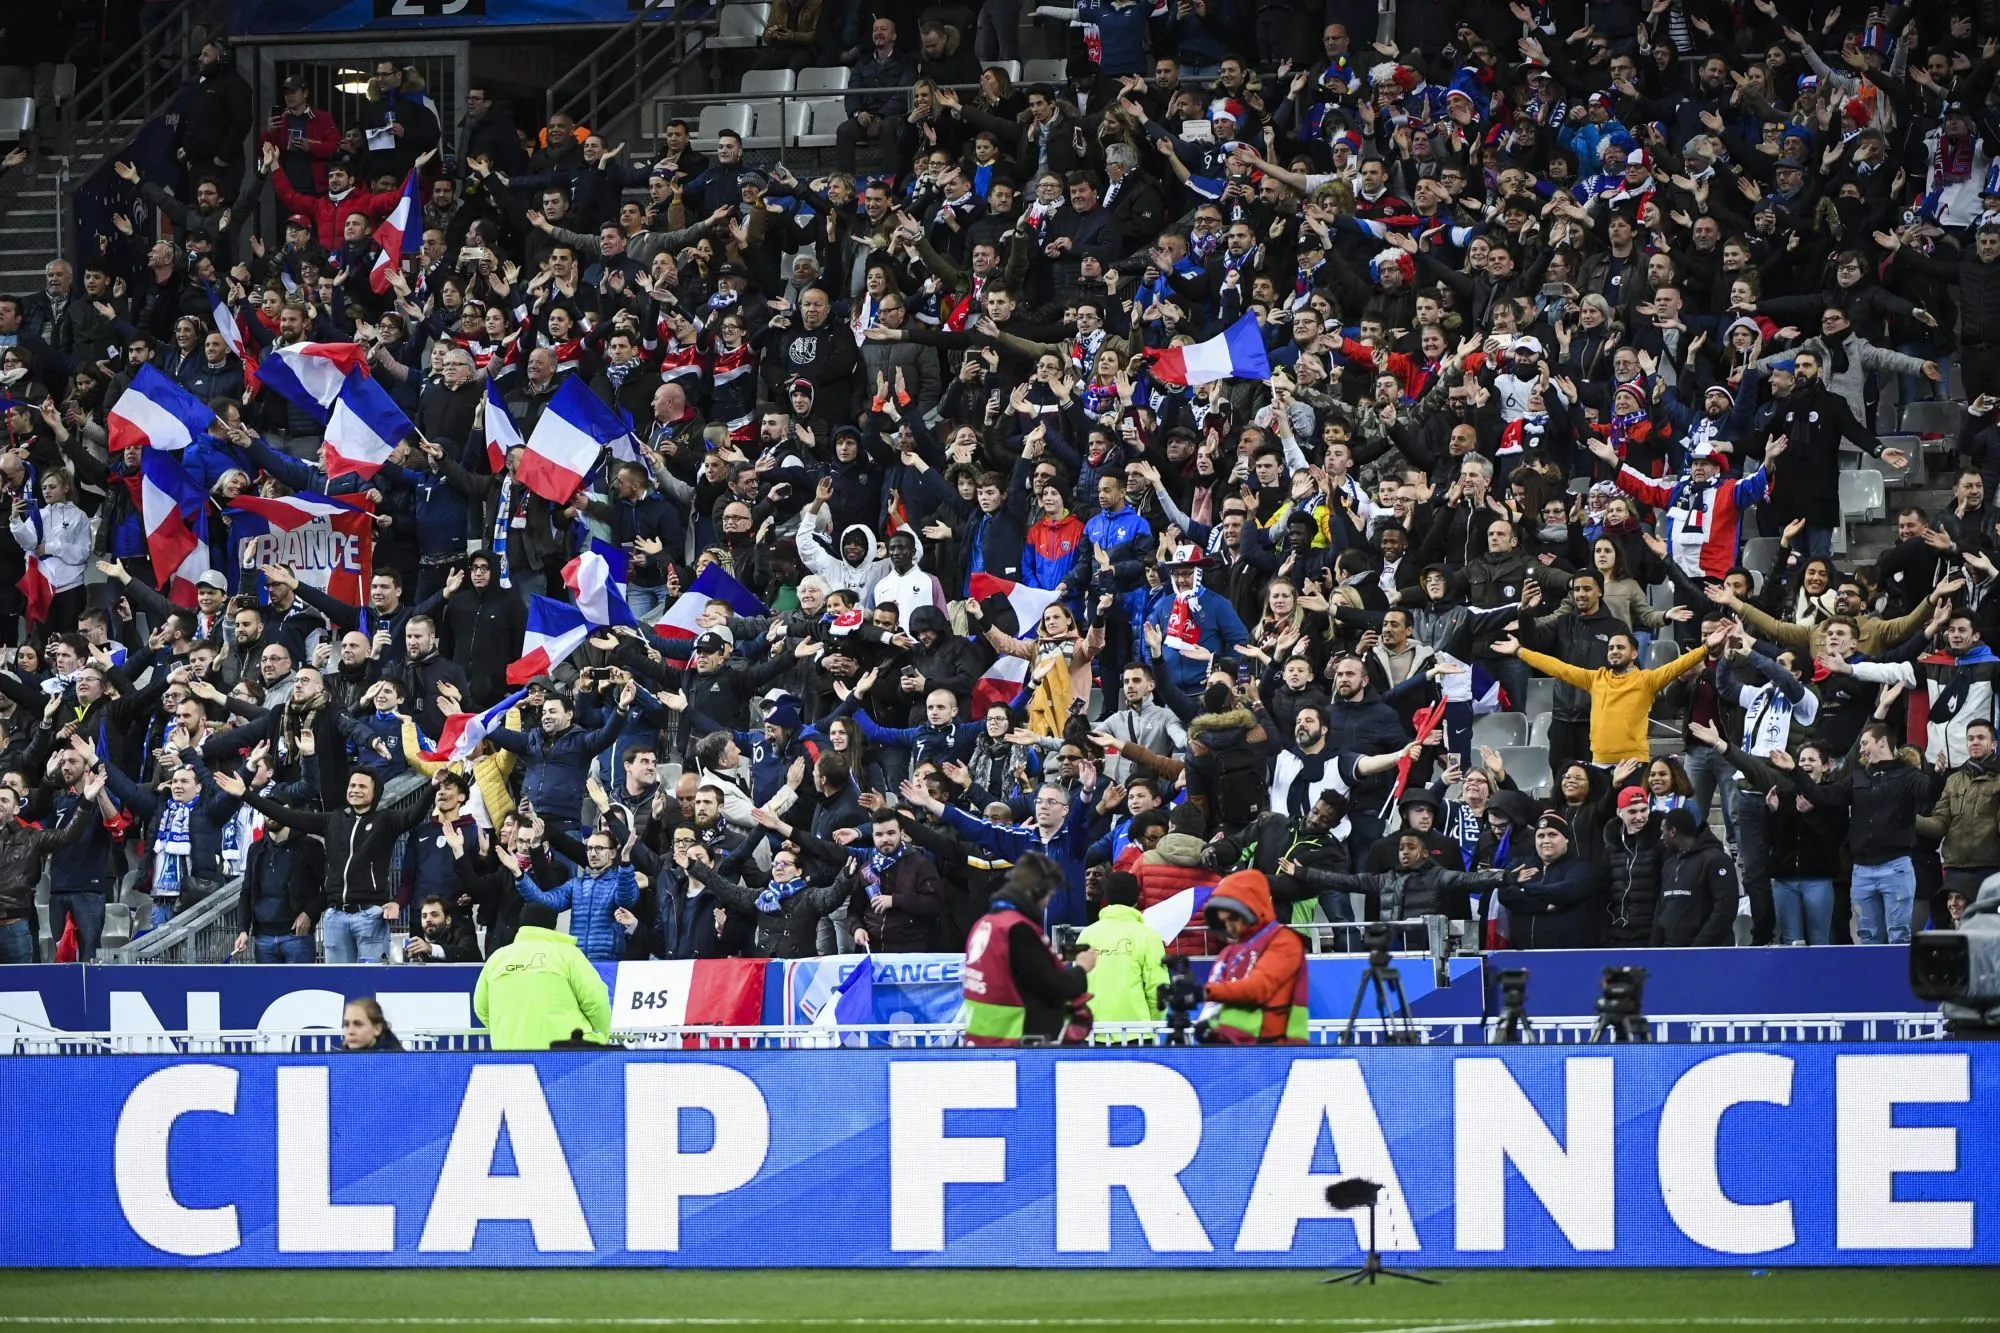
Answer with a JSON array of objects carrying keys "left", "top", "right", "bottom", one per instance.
[{"left": 967, "top": 594, "right": 1104, "bottom": 736}]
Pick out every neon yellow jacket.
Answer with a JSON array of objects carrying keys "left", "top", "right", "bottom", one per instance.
[
  {"left": 1075, "top": 903, "right": 1168, "bottom": 1025},
  {"left": 472, "top": 925, "right": 613, "bottom": 1051}
]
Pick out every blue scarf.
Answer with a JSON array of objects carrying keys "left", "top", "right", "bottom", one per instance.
[
  {"left": 154, "top": 796, "right": 195, "bottom": 897},
  {"left": 755, "top": 876, "right": 809, "bottom": 913},
  {"left": 864, "top": 846, "right": 904, "bottom": 888},
  {"left": 490, "top": 476, "right": 514, "bottom": 588}
]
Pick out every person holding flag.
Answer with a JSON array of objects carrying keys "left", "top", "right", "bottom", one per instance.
[{"left": 8, "top": 462, "right": 91, "bottom": 634}]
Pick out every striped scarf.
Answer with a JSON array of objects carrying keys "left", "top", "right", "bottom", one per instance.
[{"left": 490, "top": 475, "right": 514, "bottom": 588}]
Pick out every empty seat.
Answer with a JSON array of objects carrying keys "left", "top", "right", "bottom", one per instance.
[
  {"left": 793, "top": 97, "right": 846, "bottom": 147},
  {"left": 1644, "top": 639, "right": 1683, "bottom": 671},
  {"left": 1647, "top": 579, "right": 1678, "bottom": 612},
  {"left": 710, "top": 0, "right": 770, "bottom": 47},
  {"left": 1900, "top": 399, "right": 1964, "bottom": 438},
  {"left": 1528, "top": 711, "right": 1553, "bottom": 750},
  {"left": 52, "top": 64, "right": 78, "bottom": 104},
  {"left": 743, "top": 99, "right": 785, "bottom": 149},
  {"left": 1022, "top": 58, "right": 1067, "bottom": 84},
  {"left": 691, "top": 102, "right": 754, "bottom": 150},
  {"left": 986, "top": 59, "right": 1022, "bottom": 83},
  {"left": 1524, "top": 676, "right": 1558, "bottom": 718},
  {"left": 797, "top": 66, "right": 850, "bottom": 91},
  {"left": 0, "top": 98, "right": 34, "bottom": 141},
  {"left": 1471, "top": 711, "right": 1528, "bottom": 750},
  {"left": 741, "top": 67, "right": 796, "bottom": 93},
  {"left": 1876, "top": 440, "right": 1926, "bottom": 488},
  {"left": 1740, "top": 536, "right": 1779, "bottom": 575},
  {"left": 1495, "top": 746, "right": 1553, "bottom": 799},
  {"left": 1838, "top": 468, "right": 1885, "bottom": 522}
]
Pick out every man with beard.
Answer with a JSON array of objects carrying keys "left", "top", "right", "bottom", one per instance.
[
  {"left": 1517, "top": 570, "right": 1650, "bottom": 775},
  {"left": 1264, "top": 701, "right": 1420, "bottom": 910},
  {"left": 1321, "top": 656, "right": 1415, "bottom": 840},
  {"left": 1747, "top": 349, "right": 1908, "bottom": 557},
  {"left": 489, "top": 682, "right": 633, "bottom": 831},
  {"left": 896, "top": 606, "right": 982, "bottom": 718},
  {"left": 1494, "top": 621, "right": 1725, "bottom": 765},
  {"left": 1915, "top": 717, "right": 2000, "bottom": 937},
  {"left": 174, "top": 40, "right": 254, "bottom": 196},
  {"left": 1820, "top": 609, "right": 2000, "bottom": 770},
  {"left": 1092, "top": 662, "right": 1187, "bottom": 786},
  {"left": 392, "top": 616, "right": 471, "bottom": 738}
]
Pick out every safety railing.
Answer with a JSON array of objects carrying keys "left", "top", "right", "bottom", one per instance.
[
  {"left": 103, "top": 876, "right": 244, "bottom": 965},
  {"left": 546, "top": 0, "right": 705, "bottom": 150},
  {"left": 58, "top": 0, "right": 216, "bottom": 166},
  {"left": 1, "top": 1012, "right": 1947, "bottom": 1055}
]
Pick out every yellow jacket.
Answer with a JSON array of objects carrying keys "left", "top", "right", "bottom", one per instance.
[
  {"left": 1515, "top": 645, "right": 1707, "bottom": 763},
  {"left": 399, "top": 712, "right": 522, "bottom": 827}
]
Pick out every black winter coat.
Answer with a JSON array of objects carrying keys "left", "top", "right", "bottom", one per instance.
[
  {"left": 1601, "top": 816, "right": 1663, "bottom": 945},
  {"left": 1652, "top": 828, "right": 1739, "bottom": 947},
  {"left": 1497, "top": 850, "right": 1602, "bottom": 948}
]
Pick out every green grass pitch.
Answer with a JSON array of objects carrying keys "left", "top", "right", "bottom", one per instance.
[{"left": 1, "top": 1269, "right": 1997, "bottom": 1332}]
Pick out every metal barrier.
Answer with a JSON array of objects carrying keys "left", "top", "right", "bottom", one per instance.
[
  {"left": 1, "top": 1012, "right": 1946, "bottom": 1055},
  {"left": 102, "top": 876, "right": 243, "bottom": 965}
]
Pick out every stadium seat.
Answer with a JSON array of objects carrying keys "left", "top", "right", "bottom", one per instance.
[
  {"left": 1022, "top": 58, "right": 1067, "bottom": 84},
  {"left": 1647, "top": 579, "right": 1678, "bottom": 612},
  {"left": 1741, "top": 537, "right": 1778, "bottom": 576},
  {"left": 1495, "top": 746, "right": 1553, "bottom": 798},
  {"left": 988, "top": 59, "right": 1022, "bottom": 82},
  {"left": 1832, "top": 523, "right": 1848, "bottom": 556},
  {"left": 1472, "top": 711, "right": 1528, "bottom": 749},
  {"left": 0, "top": 98, "right": 34, "bottom": 141},
  {"left": 1899, "top": 399, "right": 1964, "bottom": 438},
  {"left": 1524, "top": 675, "right": 1557, "bottom": 718},
  {"left": 1875, "top": 442, "right": 1925, "bottom": 488},
  {"left": 691, "top": 103, "right": 754, "bottom": 151},
  {"left": 1528, "top": 710, "right": 1553, "bottom": 749},
  {"left": 710, "top": 1, "right": 770, "bottom": 47},
  {"left": 1838, "top": 469, "right": 1885, "bottom": 522},
  {"left": 794, "top": 97, "right": 846, "bottom": 147},
  {"left": 52, "top": 64, "right": 77, "bottom": 104},
  {"left": 1644, "top": 639, "right": 1683, "bottom": 670},
  {"left": 743, "top": 100, "right": 785, "bottom": 149},
  {"left": 741, "top": 68, "right": 796, "bottom": 93},
  {"left": 101, "top": 902, "right": 133, "bottom": 955},
  {"left": 797, "top": 66, "right": 850, "bottom": 91}
]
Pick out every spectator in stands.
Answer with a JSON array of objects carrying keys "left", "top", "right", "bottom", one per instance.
[
  {"left": 403, "top": 894, "right": 482, "bottom": 962},
  {"left": 174, "top": 40, "right": 254, "bottom": 196},
  {"left": 231, "top": 801, "right": 325, "bottom": 964},
  {"left": 838, "top": 18, "right": 917, "bottom": 174}
]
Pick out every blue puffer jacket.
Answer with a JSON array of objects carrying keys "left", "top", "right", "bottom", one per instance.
[
  {"left": 491, "top": 711, "right": 629, "bottom": 824},
  {"left": 518, "top": 862, "right": 639, "bottom": 961}
]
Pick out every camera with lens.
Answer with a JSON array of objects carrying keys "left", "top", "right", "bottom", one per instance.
[
  {"left": 1911, "top": 878, "right": 2000, "bottom": 1036},
  {"left": 1157, "top": 962, "right": 1207, "bottom": 1044},
  {"left": 1361, "top": 919, "right": 1394, "bottom": 963}
]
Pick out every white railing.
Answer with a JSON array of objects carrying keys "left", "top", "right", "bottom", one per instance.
[{"left": 0, "top": 1012, "right": 1946, "bottom": 1055}]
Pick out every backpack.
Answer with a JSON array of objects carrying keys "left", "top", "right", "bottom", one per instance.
[{"left": 1211, "top": 745, "right": 1269, "bottom": 828}]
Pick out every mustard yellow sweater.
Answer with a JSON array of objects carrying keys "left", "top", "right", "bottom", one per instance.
[{"left": 1515, "top": 645, "right": 1707, "bottom": 764}]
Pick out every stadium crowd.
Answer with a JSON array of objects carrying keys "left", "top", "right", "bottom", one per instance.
[{"left": 0, "top": 0, "right": 1993, "bottom": 989}]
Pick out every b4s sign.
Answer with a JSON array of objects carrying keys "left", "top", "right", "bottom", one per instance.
[{"left": 2, "top": 1045, "right": 1993, "bottom": 1267}]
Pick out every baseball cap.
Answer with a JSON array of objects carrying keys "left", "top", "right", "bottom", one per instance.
[
  {"left": 286, "top": 213, "right": 312, "bottom": 229},
  {"left": 280, "top": 75, "right": 307, "bottom": 92},
  {"left": 1616, "top": 786, "right": 1649, "bottom": 812},
  {"left": 694, "top": 631, "right": 732, "bottom": 654},
  {"left": 195, "top": 571, "right": 228, "bottom": 591}
]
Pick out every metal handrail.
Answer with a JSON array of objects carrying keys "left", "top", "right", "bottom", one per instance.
[
  {"left": 60, "top": 0, "right": 211, "bottom": 166},
  {"left": 546, "top": 0, "right": 704, "bottom": 148},
  {"left": 0, "top": 1012, "right": 1948, "bottom": 1055},
  {"left": 103, "top": 875, "right": 244, "bottom": 965}
]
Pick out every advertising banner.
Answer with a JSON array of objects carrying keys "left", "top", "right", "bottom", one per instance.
[
  {"left": 231, "top": 0, "right": 653, "bottom": 35},
  {"left": 229, "top": 494, "right": 376, "bottom": 606},
  {"left": 0, "top": 1045, "right": 1990, "bottom": 1267}
]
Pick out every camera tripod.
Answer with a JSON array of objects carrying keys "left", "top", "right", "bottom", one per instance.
[
  {"left": 1342, "top": 926, "right": 1420, "bottom": 1045},
  {"left": 1321, "top": 1182, "right": 1440, "bottom": 1286},
  {"left": 1492, "top": 967, "right": 1533, "bottom": 1044},
  {"left": 1589, "top": 966, "right": 1652, "bottom": 1043}
]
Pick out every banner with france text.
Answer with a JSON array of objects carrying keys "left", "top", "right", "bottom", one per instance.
[
  {"left": 228, "top": 492, "right": 376, "bottom": 605},
  {"left": 0, "top": 1045, "right": 1994, "bottom": 1266}
]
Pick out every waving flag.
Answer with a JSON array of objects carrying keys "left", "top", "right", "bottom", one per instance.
[
  {"left": 16, "top": 555, "right": 51, "bottom": 626},
  {"left": 1146, "top": 313, "right": 1272, "bottom": 388},
  {"left": 322, "top": 370, "right": 413, "bottom": 480},
  {"left": 562, "top": 539, "right": 638, "bottom": 628},
  {"left": 654, "top": 563, "right": 769, "bottom": 641},
  {"left": 483, "top": 374, "right": 521, "bottom": 473},
  {"left": 228, "top": 491, "right": 376, "bottom": 604},
  {"left": 520, "top": 376, "right": 634, "bottom": 503},
  {"left": 204, "top": 281, "right": 260, "bottom": 393},
  {"left": 369, "top": 169, "right": 422, "bottom": 295},
  {"left": 107, "top": 364, "right": 214, "bottom": 451},
  {"left": 140, "top": 446, "right": 212, "bottom": 602},
  {"left": 968, "top": 573, "right": 1060, "bottom": 715},
  {"left": 1142, "top": 883, "right": 1217, "bottom": 948},
  {"left": 508, "top": 596, "right": 591, "bottom": 684},
  {"left": 260, "top": 343, "right": 369, "bottom": 423},
  {"left": 420, "top": 689, "right": 528, "bottom": 764},
  {"left": 811, "top": 956, "right": 877, "bottom": 1045},
  {"left": 1382, "top": 696, "right": 1449, "bottom": 818}
]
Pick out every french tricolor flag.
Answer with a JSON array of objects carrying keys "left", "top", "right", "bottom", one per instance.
[
  {"left": 420, "top": 688, "right": 528, "bottom": 764},
  {"left": 370, "top": 169, "right": 422, "bottom": 295},
  {"left": 322, "top": 370, "right": 413, "bottom": 480},
  {"left": 508, "top": 596, "right": 592, "bottom": 685},
  {"left": 261, "top": 343, "right": 370, "bottom": 424},
  {"left": 107, "top": 364, "right": 214, "bottom": 452},
  {"left": 653, "top": 563, "right": 768, "bottom": 641},
  {"left": 519, "top": 376, "right": 630, "bottom": 503},
  {"left": 484, "top": 374, "right": 521, "bottom": 473},
  {"left": 205, "top": 280, "right": 259, "bottom": 393},
  {"left": 140, "top": 447, "right": 211, "bottom": 603},
  {"left": 229, "top": 490, "right": 371, "bottom": 530},
  {"left": 562, "top": 538, "right": 638, "bottom": 628},
  {"left": 968, "top": 573, "right": 1058, "bottom": 715},
  {"left": 16, "top": 554, "right": 52, "bottom": 626},
  {"left": 1141, "top": 883, "right": 1216, "bottom": 946},
  {"left": 1146, "top": 313, "right": 1272, "bottom": 388}
]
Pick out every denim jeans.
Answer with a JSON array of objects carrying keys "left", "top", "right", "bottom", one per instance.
[
  {"left": 148, "top": 898, "right": 176, "bottom": 930},
  {"left": 1683, "top": 744, "right": 1738, "bottom": 845},
  {"left": 255, "top": 933, "right": 318, "bottom": 964},
  {"left": 1802, "top": 527, "right": 1834, "bottom": 559},
  {"left": 322, "top": 906, "right": 390, "bottom": 963},
  {"left": 0, "top": 918, "right": 34, "bottom": 964},
  {"left": 49, "top": 890, "right": 106, "bottom": 960},
  {"left": 975, "top": 0, "right": 1021, "bottom": 60},
  {"left": 1850, "top": 856, "right": 1916, "bottom": 944},
  {"left": 1771, "top": 877, "right": 1834, "bottom": 945},
  {"left": 1732, "top": 791, "right": 1773, "bottom": 945},
  {"left": 626, "top": 582, "right": 668, "bottom": 622}
]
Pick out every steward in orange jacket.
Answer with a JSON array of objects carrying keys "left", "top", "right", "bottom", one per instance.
[{"left": 1199, "top": 869, "right": 1308, "bottom": 1044}]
